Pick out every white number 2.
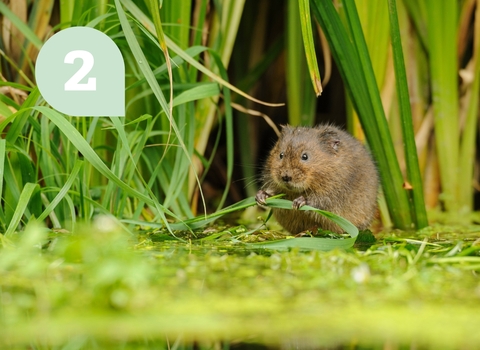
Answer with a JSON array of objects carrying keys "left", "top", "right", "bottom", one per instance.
[{"left": 64, "top": 50, "right": 97, "bottom": 91}]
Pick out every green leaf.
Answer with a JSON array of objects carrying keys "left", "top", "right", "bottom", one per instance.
[
  {"left": 248, "top": 198, "right": 358, "bottom": 251},
  {"left": 0, "top": 2, "right": 43, "bottom": 50},
  {"left": 287, "top": 0, "right": 317, "bottom": 126},
  {"left": 37, "top": 160, "right": 83, "bottom": 222},
  {"left": 425, "top": 0, "right": 459, "bottom": 212},
  {"left": 159, "top": 194, "right": 359, "bottom": 251},
  {"left": 249, "top": 236, "right": 356, "bottom": 251},
  {"left": 264, "top": 198, "right": 358, "bottom": 238},
  {"left": 298, "top": 0, "right": 322, "bottom": 96},
  {"left": 173, "top": 83, "right": 220, "bottom": 107},
  {"left": 387, "top": 0, "right": 428, "bottom": 228},
  {"left": 5, "top": 183, "right": 38, "bottom": 237}
]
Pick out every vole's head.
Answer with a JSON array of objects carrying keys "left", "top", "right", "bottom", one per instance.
[{"left": 266, "top": 125, "right": 342, "bottom": 193}]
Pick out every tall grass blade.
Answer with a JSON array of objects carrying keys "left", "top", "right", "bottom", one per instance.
[
  {"left": 402, "top": 0, "right": 428, "bottom": 51},
  {"left": 459, "top": 1, "right": 480, "bottom": 212},
  {"left": 208, "top": 50, "right": 234, "bottom": 210},
  {"left": 59, "top": 0, "right": 75, "bottom": 26},
  {"left": 160, "top": 0, "right": 191, "bottom": 49},
  {"left": 287, "top": 0, "right": 317, "bottom": 126},
  {"left": 211, "top": 0, "right": 246, "bottom": 66},
  {"left": 425, "top": 0, "right": 459, "bottom": 213},
  {"left": 0, "top": 139, "right": 6, "bottom": 229},
  {"left": 355, "top": 0, "right": 390, "bottom": 89},
  {"left": 146, "top": 0, "right": 174, "bottom": 117},
  {"left": 21, "top": 0, "right": 54, "bottom": 74},
  {"left": 387, "top": 0, "right": 428, "bottom": 228},
  {"left": 0, "top": 140, "right": 5, "bottom": 208},
  {"left": 298, "top": 0, "right": 322, "bottom": 96},
  {"left": 310, "top": 0, "right": 414, "bottom": 229}
]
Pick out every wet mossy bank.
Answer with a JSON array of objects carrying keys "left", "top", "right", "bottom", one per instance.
[{"left": 1, "top": 222, "right": 480, "bottom": 348}]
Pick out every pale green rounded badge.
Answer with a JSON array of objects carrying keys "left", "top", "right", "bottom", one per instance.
[{"left": 36, "top": 26, "right": 125, "bottom": 117}]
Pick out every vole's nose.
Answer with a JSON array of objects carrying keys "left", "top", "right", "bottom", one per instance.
[{"left": 282, "top": 175, "right": 292, "bottom": 183}]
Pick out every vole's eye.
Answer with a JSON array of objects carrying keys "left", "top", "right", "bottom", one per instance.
[
  {"left": 279, "top": 152, "right": 284, "bottom": 159},
  {"left": 301, "top": 153, "right": 308, "bottom": 161}
]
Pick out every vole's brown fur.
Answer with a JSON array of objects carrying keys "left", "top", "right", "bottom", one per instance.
[{"left": 256, "top": 124, "right": 379, "bottom": 234}]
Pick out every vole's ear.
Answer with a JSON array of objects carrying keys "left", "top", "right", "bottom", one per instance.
[
  {"left": 331, "top": 139, "right": 340, "bottom": 151},
  {"left": 280, "top": 124, "right": 294, "bottom": 135},
  {"left": 319, "top": 129, "right": 341, "bottom": 152}
]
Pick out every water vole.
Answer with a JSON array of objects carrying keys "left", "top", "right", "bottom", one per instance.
[{"left": 256, "top": 124, "right": 379, "bottom": 234}]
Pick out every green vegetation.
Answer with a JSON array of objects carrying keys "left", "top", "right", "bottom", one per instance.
[
  {"left": 2, "top": 221, "right": 480, "bottom": 348},
  {"left": 1, "top": 0, "right": 480, "bottom": 348},
  {"left": 2, "top": 0, "right": 476, "bottom": 233}
]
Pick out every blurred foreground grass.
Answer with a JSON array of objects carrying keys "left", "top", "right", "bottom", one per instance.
[{"left": 1, "top": 219, "right": 480, "bottom": 349}]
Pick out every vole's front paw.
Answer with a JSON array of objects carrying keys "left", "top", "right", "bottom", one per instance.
[
  {"left": 255, "top": 190, "right": 271, "bottom": 206},
  {"left": 292, "top": 196, "right": 307, "bottom": 209}
]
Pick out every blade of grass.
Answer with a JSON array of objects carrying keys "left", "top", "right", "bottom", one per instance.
[
  {"left": 160, "top": 0, "right": 191, "bottom": 50},
  {"left": 40, "top": 193, "right": 61, "bottom": 228},
  {"left": 126, "top": 46, "right": 207, "bottom": 92},
  {"left": 145, "top": 0, "right": 174, "bottom": 119},
  {"left": 208, "top": 50, "right": 234, "bottom": 210},
  {"left": 3, "top": 87, "right": 41, "bottom": 144},
  {"left": 0, "top": 100, "right": 13, "bottom": 124},
  {"left": 387, "top": 0, "right": 428, "bottom": 228},
  {"left": 59, "top": 0, "right": 75, "bottom": 27},
  {"left": 401, "top": 0, "right": 428, "bottom": 51},
  {"left": 310, "top": 0, "right": 414, "bottom": 229},
  {"left": 37, "top": 160, "right": 83, "bottom": 222},
  {"left": 0, "top": 81, "right": 33, "bottom": 91},
  {"left": 189, "top": 0, "right": 208, "bottom": 82},
  {"left": 172, "top": 83, "right": 221, "bottom": 107},
  {"left": 168, "top": 195, "right": 359, "bottom": 250},
  {"left": 3, "top": 152, "right": 23, "bottom": 223},
  {"left": 211, "top": 0, "right": 246, "bottom": 67},
  {"left": 0, "top": 2, "right": 43, "bottom": 50},
  {"left": 265, "top": 198, "right": 358, "bottom": 237},
  {"left": 21, "top": 0, "right": 54, "bottom": 75},
  {"left": 39, "top": 115, "right": 61, "bottom": 194},
  {"left": 5, "top": 0, "right": 27, "bottom": 64},
  {"left": 5, "top": 183, "right": 37, "bottom": 237},
  {"left": 165, "top": 195, "right": 359, "bottom": 241},
  {"left": 342, "top": 0, "right": 414, "bottom": 226},
  {"left": 248, "top": 236, "right": 357, "bottom": 251},
  {"left": 425, "top": 0, "right": 459, "bottom": 213},
  {"left": 355, "top": 0, "right": 390, "bottom": 89},
  {"left": 458, "top": 1, "right": 480, "bottom": 212},
  {"left": 298, "top": 0, "right": 322, "bottom": 96},
  {"left": 0, "top": 139, "right": 6, "bottom": 230},
  {"left": 287, "top": 0, "right": 317, "bottom": 126}
]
